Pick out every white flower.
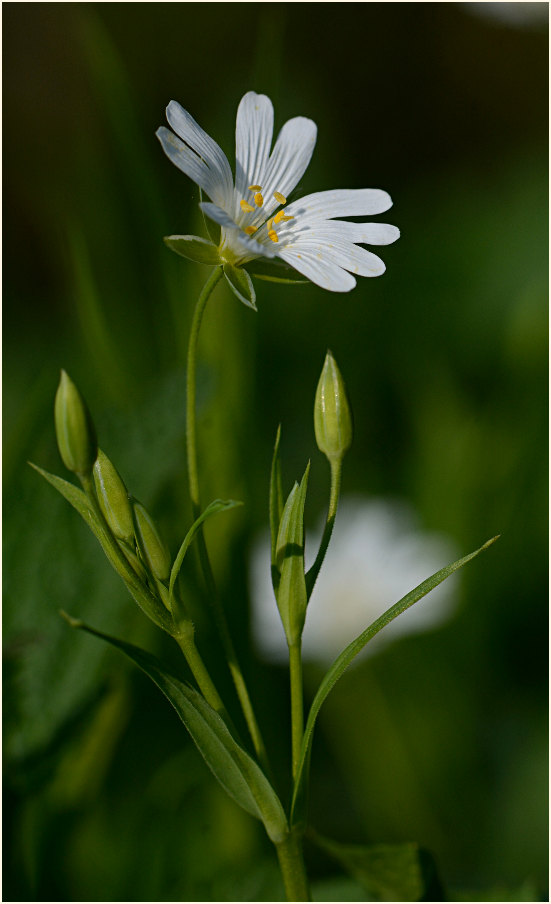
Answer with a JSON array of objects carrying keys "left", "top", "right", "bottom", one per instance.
[
  {"left": 157, "top": 91, "right": 399, "bottom": 293},
  {"left": 250, "top": 497, "right": 458, "bottom": 664}
]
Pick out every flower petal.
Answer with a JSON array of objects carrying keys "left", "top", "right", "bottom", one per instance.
[
  {"left": 157, "top": 127, "right": 225, "bottom": 204},
  {"left": 260, "top": 117, "right": 318, "bottom": 217},
  {"left": 325, "top": 222, "right": 401, "bottom": 245},
  {"left": 283, "top": 233, "right": 386, "bottom": 277},
  {"left": 166, "top": 100, "right": 234, "bottom": 206},
  {"left": 199, "top": 201, "right": 237, "bottom": 229},
  {"left": 235, "top": 92, "right": 274, "bottom": 208},
  {"left": 285, "top": 188, "right": 393, "bottom": 221},
  {"left": 277, "top": 247, "right": 356, "bottom": 293}
]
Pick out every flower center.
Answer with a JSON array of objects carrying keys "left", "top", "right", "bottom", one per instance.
[{"left": 239, "top": 185, "right": 294, "bottom": 243}]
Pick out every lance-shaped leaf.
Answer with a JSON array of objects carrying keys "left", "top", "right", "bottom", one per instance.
[
  {"left": 291, "top": 536, "right": 500, "bottom": 826},
  {"left": 29, "top": 463, "right": 174, "bottom": 634},
  {"left": 275, "top": 463, "right": 310, "bottom": 646},
  {"left": 269, "top": 425, "right": 284, "bottom": 593},
  {"left": 169, "top": 498, "right": 243, "bottom": 619},
  {"left": 310, "top": 832, "right": 445, "bottom": 902},
  {"left": 223, "top": 263, "right": 257, "bottom": 310},
  {"left": 62, "top": 615, "right": 288, "bottom": 844},
  {"left": 163, "top": 235, "right": 221, "bottom": 265}
]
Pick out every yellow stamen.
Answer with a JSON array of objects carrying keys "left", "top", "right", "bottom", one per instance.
[
  {"left": 240, "top": 200, "right": 255, "bottom": 212},
  {"left": 248, "top": 184, "right": 262, "bottom": 192},
  {"left": 273, "top": 191, "right": 287, "bottom": 204},
  {"left": 245, "top": 226, "right": 257, "bottom": 235},
  {"left": 274, "top": 210, "right": 285, "bottom": 224},
  {"left": 268, "top": 230, "right": 279, "bottom": 243},
  {"left": 267, "top": 217, "right": 274, "bottom": 231},
  {"left": 254, "top": 192, "right": 264, "bottom": 207},
  {"left": 281, "top": 213, "right": 294, "bottom": 221}
]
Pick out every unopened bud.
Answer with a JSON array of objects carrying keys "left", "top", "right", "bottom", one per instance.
[
  {"left": 54, "top": 370, "right": 97, "bottom": 477},
  {"left": 93, "top": 449, "right": 134, "bottom": 543},
  {"left": 133, "top": 500, "right": 171, "bottom": 582},
  {"left": 275, "top": 464, "right": 310, "bottom": 646},
  {"left": 314, "top": 351, "right": 353, "bottom": 463}
]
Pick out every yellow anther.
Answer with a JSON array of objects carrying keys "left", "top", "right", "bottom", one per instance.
[
  {"left": 248, "top": 184, "right": 262, "bottom": 192},
  {"left": 274, "top": 210, "right": 285, "bottom": 224},
  {"left": 254, "top": 192, "right": 264, "bottom": 207},
  {"left": 240, "top": 200, "right": 255, "bottom": 212},
  {"left": 274, "top": 191, "right": 287, "bottom": 204},
  {"left": 281, "top": 214, "right": 294, "bottom": 222},
  {"left": 268, "top": 230, "right": 279, "bottom": 243},
  {"left": 245, "top": 226, "right": 257, "bottom": 235}
]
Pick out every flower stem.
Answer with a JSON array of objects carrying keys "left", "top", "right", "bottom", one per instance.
[
  {"left": 305, "top": 458, "right": 342, "bottom": 598},
  {"left": 275, "top": 830, "right": 311, "bottom": 901},
  {"left": 289, "top": 639, "right": 304, "bottom": 781},
  {"left": 174, "top": 622, "right": 228, "bottom": 719},
  {"left": 186, "top": 266, "right": 270, "bottom": 773}
]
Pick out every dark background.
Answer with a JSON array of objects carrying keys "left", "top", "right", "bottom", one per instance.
[{"left": 3, "top": 3, "right": 548, "bottom": 901}]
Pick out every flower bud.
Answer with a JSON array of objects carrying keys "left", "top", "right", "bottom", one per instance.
[
  {"left": 54, "top": 370, "right": 97, "bottom": 477},
  {"left": 314, "top": 351, "right": 353, "bottom": 464},
  {"left": 274, "top": 463, "right": 310, "bottom": 646},
  {"left": 93, "top": 449, "right": 134, "bottom": 543},
  {"left": 132, "top": 500, "right": 171, "bottom": 582}
]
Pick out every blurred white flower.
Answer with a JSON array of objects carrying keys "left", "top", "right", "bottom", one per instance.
[
  {"left": 464, "top": 2, "right": 548, "bottom": 29},
  {"left": 250, "top": 497, "right": 459, "bottom": 664},
  {"left": 157, "top": 91, "right": 399, "bottom": 292}
]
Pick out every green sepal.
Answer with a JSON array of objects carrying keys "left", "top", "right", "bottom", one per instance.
[
  {"left": 290, "top": 535, "right": 500, "bottom": 826},
  {"left": 269, "top": 425, "right": 284, "bottom": 594},
  {"left": 275, "top": 463, "right": 310, "bottom": 646},
  {"left": 29, "top": 463, "right": 175, "bottom": 635},
  {"left": 309, "top": 832, "right": 445, "bottom": 903},
  {"left": 223, "top": 263, "right": 257, "bottom": 310},
  {"left": 169, "top": 498, "right": 243, "bottom": 624},
  {"left": 61, "top": 615, "right": 289, "bottom": 844},
  {"left": 245, "top": 259, "right": 309, "bottom": 285},
  {"left": 163, "top": 235, "right": 221, "bottom": 265}
]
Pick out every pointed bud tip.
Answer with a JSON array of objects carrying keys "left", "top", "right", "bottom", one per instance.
[{"left": 314, "top": 353, "right": 353, "bottom": 464}]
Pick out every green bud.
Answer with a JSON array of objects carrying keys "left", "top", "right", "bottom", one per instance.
[
  {"left": 93, "top": 449, "right": 134, "bottom": 543},
  {"left": 133, "top": 500, "right": 171, "bottom": 582},
  {"left": 54, "top": 370, "right": 97, "bottom": 477},
  {"left": 314, "top": 351, "right": 353, "bottom": 463},
  {"left": 275, "top": 463, "right": 310, "bottom": 646}
]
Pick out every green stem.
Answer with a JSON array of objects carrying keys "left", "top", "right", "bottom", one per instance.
[
  {"left": 174, "top": 624, "right": 228, "bottom": 719},
  {"left": 289, "top": 640, "right": 304, "bottom": 781},
  {"left": 186, "top": 266, "right": 270, "bottom": 773},
  {"left": 275, "top": 830, "right": 311, "bottom": 901},
  {"left": 305, "top": 458, "right": 342, "bottom": 598}
]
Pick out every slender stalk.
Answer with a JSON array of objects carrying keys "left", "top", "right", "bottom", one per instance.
[
  {"left": 275, "top": 830, "right": 311, "bottom": 902},
  {"left": 305, "top": 458, "right": 342, "bottom": 598},
  {"left": 186, "top": 266, "right": 270, "bottom": 772},
  {"left": 289, "top": 640, "right": 304, "bottom": 781},
  {"left": 174, "top": 624, "right": 228, "bottom": 718}
]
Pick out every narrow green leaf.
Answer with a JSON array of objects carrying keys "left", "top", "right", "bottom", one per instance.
[
  {"left": 29, "top": 463, "right": 174, "bottom": 634},
  {"left": 223, "top": 263, "right": 257, "bottom": 310},
  {"left": 169, "top": 498, "right": 243, "bottom": 606},
  {"left": 164, "top": 234, "right": 221, "bottom": 265},
  {"left": 250, "top": 273, "right": 309, "bottom": 285},
  {"left": 291, "top": 536, "right": 500, "bottom": 825},
  {"left": 62, "top": 616, "right": 288, "bottom": 843},
  {"left": 269, "top": 425, "right": 284, "bottom": 591},
  {"left": 310, "top": 832, "right": 445, "bottom": 902},
  {"left": 245, "top": 259, "right": 309, "bottom": 285}
]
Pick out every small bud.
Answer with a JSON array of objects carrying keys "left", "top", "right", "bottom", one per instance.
[
  {"left": 274, "top": 463, "right": 310, "bottom": 646},
  {"left": 314, "top": 351, "right": 353, "bottom": 464},
  {"left": 133, "top": 500, "right": 171, "bottom": 582},
  {"left": 93, "top": 449, "right": 134, "bottom": 543},
  {"left": 54, "top": 370, "right": 97, "bottom": 477}
]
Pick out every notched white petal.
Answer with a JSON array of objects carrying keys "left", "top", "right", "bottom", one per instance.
[
  {"left": 286, "top": 188, "right": 393, "bottom": 221},
  {"left": 277, "top": 247, "right": 357, "bottom": 293}
]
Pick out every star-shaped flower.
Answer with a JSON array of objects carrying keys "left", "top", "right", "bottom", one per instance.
[{"left": 157, "top": 91, "right": 399, "bottom": 307}]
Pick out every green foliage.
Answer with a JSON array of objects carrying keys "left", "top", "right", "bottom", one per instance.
[
  {"left": 223, "top": 263, "right": 257, "bottom": 310},
  {"left": 291, "top": 536, "right": 500, "bottom": 826},
  {"left": 310, "top": 833, "right": 444, "bottom": 902},
  {"left": 164, "top": 235, "right": 222, "bottom": 265},
  {"left": 63, "top": 617, "right": 289, "bottom": 844},
  {"left": 274, "top": 463, "right": 310, "bottom": 647}
]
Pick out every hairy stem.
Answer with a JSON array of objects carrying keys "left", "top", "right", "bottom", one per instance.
[{"left": 275, "top": 830, "right": 311, "bottom": 902}]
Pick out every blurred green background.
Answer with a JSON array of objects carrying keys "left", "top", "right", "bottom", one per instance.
[{"left": 3, "top": 3, "right": 548, "bottom": 901}]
